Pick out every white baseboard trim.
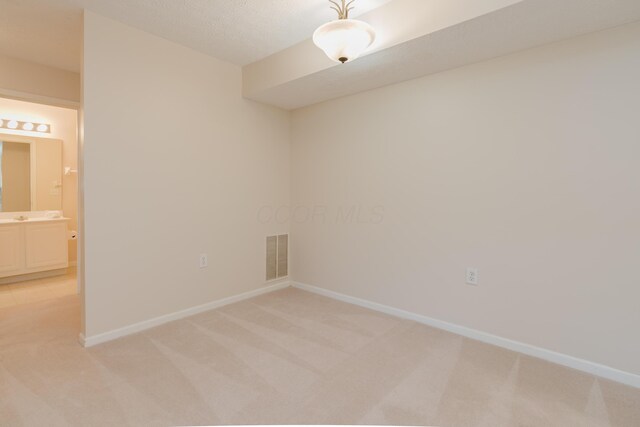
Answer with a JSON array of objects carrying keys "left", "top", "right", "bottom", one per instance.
[
  {"left": 292, "top": 281, "right": 640, "bottom": 389},
  {"left": 79, "top": 281, "right": 290, "bottom": 347},
  {"left": 0, "top": 269, "right": 67, "bottom": 285}
]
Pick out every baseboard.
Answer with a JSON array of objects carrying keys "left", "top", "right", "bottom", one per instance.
[
  {"left": 0, "top": 269, "right": 67, "bottom": 285},
  {"left": 80, "top": 281, "right": 290, "bottom": 347},
  {"left": 292, "top": 281, "right": 640, "bottom": 389}
]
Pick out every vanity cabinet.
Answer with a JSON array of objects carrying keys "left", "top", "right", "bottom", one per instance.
[
  {"left": 0, "top": 219, "right": 69, "bottom": 279},
  {"left": 0, "top": 225, "right": 23, "bottom": 276}
]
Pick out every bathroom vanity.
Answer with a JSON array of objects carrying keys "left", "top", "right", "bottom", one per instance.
[
  {"left": 0, "top": 214, "right": 70, "bottom": 281},
  {"left": 0, "top": 135, "right": 71, "bottom": 283}
]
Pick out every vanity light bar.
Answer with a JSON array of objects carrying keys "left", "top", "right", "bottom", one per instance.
[{"left": 0, "top": 119, "right": 51, "bottom": 134}]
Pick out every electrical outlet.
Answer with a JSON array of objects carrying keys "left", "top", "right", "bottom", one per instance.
[
  {"left": 199, "top": 254, "right": 208, "bottom": 269},
  {"left": 466, "top": 267, "right": 478, "bottom": 285}
]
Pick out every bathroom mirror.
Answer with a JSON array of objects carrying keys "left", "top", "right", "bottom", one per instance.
[{"left": 0, "top": 134, "right": 63, "bottom": 212}]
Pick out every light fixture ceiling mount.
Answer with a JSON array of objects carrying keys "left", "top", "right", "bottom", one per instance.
[
  {"left": 329, "top": 0, "right": 355, "bottom": 19},
  {"left": 313, "top": 0, "right": 376, "bottom": 64}
]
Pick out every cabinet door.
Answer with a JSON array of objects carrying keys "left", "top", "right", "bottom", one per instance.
[
  {"left": 0, "top": 225, "right": 24, "bottom": 276},
  {"left": 24, "top": 222, "right": 68, "bottom": 270}
]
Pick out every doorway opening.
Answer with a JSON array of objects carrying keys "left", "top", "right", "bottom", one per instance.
[{"left": 0, "top": 96, "right": 80, "bottom": 323}]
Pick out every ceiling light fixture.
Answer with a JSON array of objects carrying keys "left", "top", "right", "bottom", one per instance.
[{"left": 313, "top": 0, "right": 376, "bottom": 64}]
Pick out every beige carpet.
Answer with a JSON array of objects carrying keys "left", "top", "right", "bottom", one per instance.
[{"left": 0, "top": 287, "right": 638, "bottom": 426}]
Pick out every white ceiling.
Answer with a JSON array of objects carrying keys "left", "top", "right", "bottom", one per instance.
[
  {"left": 3, "top": 0, "right": 640, "bottom": 109},
  {"left": 245, "top": 0, "right": 640, "bottom": 109},
  {"left": 0, "top": 0, "right": 393, "bottom": 72}
]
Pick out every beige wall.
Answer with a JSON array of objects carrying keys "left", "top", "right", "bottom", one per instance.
[
  {"left": 33, "top": 139, "right": 63, "bottom": 211},
  {"left": 290, "top": 22, "right": 640, "bottom": 376},
  {"left": 0, "top": 55, "right": 80, "bottom": 106},
  {"left": 0, "top": 98, "right": 79, "bottom": 262},
  {"left": 1, "top": 142, "right": 31, "bottom": 211},
  {"left": 82, "top": 12, "right": 290, "bottom": 338}
]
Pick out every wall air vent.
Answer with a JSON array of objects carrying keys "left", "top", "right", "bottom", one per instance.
[
  {"left": 266, "top": 234, "right": 288, "bottom": 281},
  {"left": 277, "top": 234, "right": 288, "bottom": 278}
]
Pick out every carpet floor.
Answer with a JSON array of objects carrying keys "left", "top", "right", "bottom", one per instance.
[{"left": 0, "top": 287, "right": 638, "bottom": 426}]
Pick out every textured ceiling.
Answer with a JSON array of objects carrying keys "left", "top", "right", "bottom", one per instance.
[
  {"left": 0, "top": 0, "right": 393, "bottom": 72},
  {"left": 246, "top": 0, "right": 640, "bottom": 109}
]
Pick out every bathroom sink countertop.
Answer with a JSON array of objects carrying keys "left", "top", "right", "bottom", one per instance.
[{"left": 0, "top": 217, "right": 71, "bottom": 225}]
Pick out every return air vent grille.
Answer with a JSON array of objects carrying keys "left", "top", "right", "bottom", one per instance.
[
  {"left": 266, "top": 236, "right": 277, "bottom": 281},
  {"left": 266, "top": 234, "right": 288, "bottom": 281},
  {"left": 277, "top": 234, "right": 288, "bottom": 278}
]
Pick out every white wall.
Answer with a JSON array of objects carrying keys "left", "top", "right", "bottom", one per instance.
[
  {"left": 0, "top": 97, "right": 78, "bottom": 262},
  {"left": 0, "top": 54, "right": 80, "bottom": 106},
  {"left": 290, "top": 22, "right": 640, "bottom": 377},
  {"left": 82, "top": 12, "right": 290, "bottom": 338}
]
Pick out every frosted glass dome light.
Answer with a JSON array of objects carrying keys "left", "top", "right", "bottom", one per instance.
[
  {"left": 313, "top": 19, "right": 375, "bottom": 64},
  {"left": 313, "top": 0, "right": 376, "bottom": 64}
]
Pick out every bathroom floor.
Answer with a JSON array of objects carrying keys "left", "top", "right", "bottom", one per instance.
[{"left": 0, "top": 268, "right": 77, "bottom": 308}]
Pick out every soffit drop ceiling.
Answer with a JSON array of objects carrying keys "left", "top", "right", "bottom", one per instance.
[
  {"left": 0, "top": 0, "right": 392, "bottom": 72},
  {"left": 243, "top": 0, "right": 640, "bottom": 109}
]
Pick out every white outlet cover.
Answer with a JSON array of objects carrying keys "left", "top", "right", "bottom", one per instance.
[
  {"left": 199, "top": 254, "right": 208, "bottom": 269},
  {"left": 466, "top": 267, "right": 478, "bottom": 285}
]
